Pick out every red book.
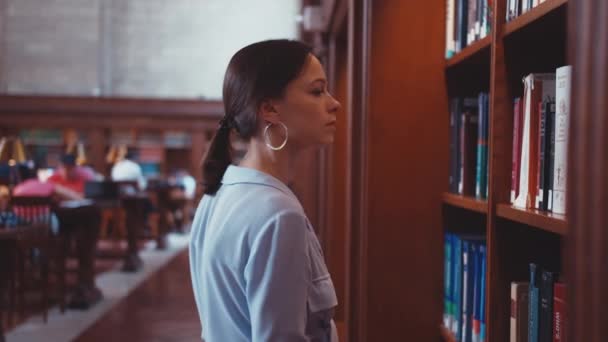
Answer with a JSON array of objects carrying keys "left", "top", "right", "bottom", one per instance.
[
  {"left": 553, "top": 282, "right": 566, "bottom": 342},
  {"left": 511, "top": 98, "right": 523, "bottom": 203}
]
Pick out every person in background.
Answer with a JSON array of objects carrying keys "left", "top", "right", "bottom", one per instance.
[
  {"left": 0, "top": 186, "right": 20, "bottom": 228},
  {"left": 47, "top": 153, "right": 96, "bottom": 200},
  {"left": 111, "top": 145, "right": 146, "bottom": 191}
]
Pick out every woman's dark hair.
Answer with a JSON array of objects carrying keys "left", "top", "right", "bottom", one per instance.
[{"left": 202, "top": 39, "right": 313, "bottom": 195}]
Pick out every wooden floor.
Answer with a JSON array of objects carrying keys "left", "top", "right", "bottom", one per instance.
[{"left": 75, "top": 250, "right": 201, "bottom": 341}]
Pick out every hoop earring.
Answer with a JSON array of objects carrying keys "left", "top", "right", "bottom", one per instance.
[{"left": 264, "top": 122, "right": 288, "bottom": 151}]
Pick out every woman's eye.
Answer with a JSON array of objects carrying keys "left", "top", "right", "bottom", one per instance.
[{"left": 312, "top": 89, "right": 324, "bottom": 96}]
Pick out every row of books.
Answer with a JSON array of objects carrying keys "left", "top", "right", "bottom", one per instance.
[
  {"left": 444, "top": 233, "right": 487, "bottom": 342},
  {"left": 511, "top": 66, "right": 571, "bottom": 214},
  {"left": 506, "top": 0, "right": 551, "bottom": 22},
  {"left": 449, "top": 93, "right": 490, "bottom": 199},
  {"left": 445, "top": 0, "right": 492, "bottom": 58},
  {"left": 510, "top": 264, "right": 566, "bottom": 342}
]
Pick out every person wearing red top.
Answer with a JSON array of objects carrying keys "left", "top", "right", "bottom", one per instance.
[{"left": 47, "top": 154, "right": 96, "bottom": 199}]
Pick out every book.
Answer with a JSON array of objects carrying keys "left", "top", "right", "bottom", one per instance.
[
  {"left": 511, "top": 98, "right": 523, "bottom": 203},
  {"left": 452, "top": 235, "right": 463, "bottom": 339},
  {"left": 553, "top": 282, "right": 566, "bottom": 342},
  {"left": 529, "top": 263, "right": 540, "bottom": 342},
  {"left": 552, "top": 66, "right": 572, "bottom": 215},
  {"left": 514, "top": 73, "right": 555, "bottom": 209},
  {"left": 479, "top": 244, "right": 487, "bottom": 342},
  {"left": 446, "top": 0, "right": 456, "bottom": 58},
  {"left": 460, "top": 98, "right": 479, "bottom": 196},
  {"left": 450, "top": 99, "right": 462, "bottom": 193},
  {"left": 445, "top": 233, "right": 454, "bottom": 328},
  {"left": 542, "top": 100, "right": 556, "bottom": 211},
  {"left": 510, "top": 282, "right": 529, "bottom": 342},
  {"left": 540, "top": 271, "right": 557, "bottom": 342}
]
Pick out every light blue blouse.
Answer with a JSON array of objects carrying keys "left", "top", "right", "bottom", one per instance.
[{"left": 189, "top": 165, "right": 338, "bottom": 342}]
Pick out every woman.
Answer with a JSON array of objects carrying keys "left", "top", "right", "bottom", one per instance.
[{"left": 189, "top": 39, "right": 341, "bottom": 342}]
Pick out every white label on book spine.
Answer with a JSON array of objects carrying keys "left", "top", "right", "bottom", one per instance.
[{"left": 553, "top": 66, "right": 572, "bottom": 215}]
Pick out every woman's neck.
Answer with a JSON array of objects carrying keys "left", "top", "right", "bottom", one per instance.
[{"left": 238, "top": 138, "right": 298, "bottom": 185}]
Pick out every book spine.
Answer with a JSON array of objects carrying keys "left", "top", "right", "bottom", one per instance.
[
  {"left": 510, "top": 283, "right": 518, "bottom": 342},
  {"left": 529, "top": 263, "right": 540, "bottom": 342},
  {"left": 514, "top": 76, "right": 532, "bottom": 209},
  {"left": 450, "top": 99, "right": 460, "bottom": 193},
  {"left": 445, "top": 233, "right": 453, "bottom": 328},
  {"left": 553, "top": 283, "right": 566, "bottom": 342},
  {"left": 511, "top": 98, "right": 522, "bottom": 203},
  {"left": 479, "top": 244, "right": 487, "bottom": 342},
  {"left": 472, "top": 243, "right": 481, "bottom": 342},
  {"left": 476, "top": 94, "right": 484, "bottom": 198},
  {"left": 538, "top": 101, "right": 546, "bottom": 209},
  {"left": 462, "top": 241, "right": 471, "bottom": 342},
  {"left": 553, "top": 66, "right": 572, "bottom": 214},
  {"left": 453, "top": 236, "right": 463, "bottom": 339},
  {"left": 510, "top": 282, "right": 530, "bottom": 342},
  {"left": 484, "top": 94, "right": 489, "bottom": 199},
  {"left": 446, "top": 0, "right": 456, "bottom": 58},
  {"left": 542, "top": 100, "right": 555, "bottom": 211},
  {"left": 540, "top": 271, "right": 556, "bottom": 342},
  {"left": 547, "top": 102, "right": 556, "bottom": 211}
]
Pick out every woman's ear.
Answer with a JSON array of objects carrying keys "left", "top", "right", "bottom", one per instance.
[{"left": 259, "top": 99, "right": 280, "bottom": 124}]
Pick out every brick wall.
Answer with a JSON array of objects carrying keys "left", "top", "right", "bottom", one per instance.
[{"left": 0, "top": 0, "right": 300, "bottom": 99}]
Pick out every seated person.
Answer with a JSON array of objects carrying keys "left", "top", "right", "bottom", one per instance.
[
  {"left": 0, "top": 185, "right": 20, "bottom": 228},
  {"left": 111, "top": 146, "right": 146, "bottom": 191},
  {"left": 46, "top": 154, "right": 95, "bottom": 200}
]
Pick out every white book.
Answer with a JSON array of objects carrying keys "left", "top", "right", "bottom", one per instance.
[
  {"left": 510, "top": 282, "right": 529, "bottom": 342},
  {"left": 553, "top": 66, "right": 572, "bottom": 215},
  {"left": 446, "top": 0, "right": 455, "bottom": 58},
  {"left": 513, "top": 75, "right": 534, "bottom": 209}
]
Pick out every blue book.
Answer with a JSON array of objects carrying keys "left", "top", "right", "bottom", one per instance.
[
  {"left": 479, "top": 245, "right": 487, "bottom": 342},
  {"left": 471, "top": 243, "right": 481, "bottom": 342},
  {"left": 529, "top": 263, "right": 540, "bottom": 342},
  {"left": 452, "top": 236, "right": 463, "bottom": 340},
  {"left": 444, "top": 233, "right": 453, "bottom": 328},
  {"left": 461, "top": 241, "right": 475, "bottom": 342}
]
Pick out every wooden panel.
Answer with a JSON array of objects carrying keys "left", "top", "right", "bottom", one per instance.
[
  {"left": 442, "top": 192, "right": 488, "bottom": 214},
  {"left": 445, "top": 36, "right": 491, "bottom": 68},
  {"left": 364, "top": 1, "right": 447, "bottom": 341},
  {"left": 327, "top": 25, "right": 349, "bottom": 325},
  {"left": 496, "top": 204, "right": 567, "bottom": 235},
  {"left": 348, "top": 0, "right": 371, "bottom": 340},
  {"left": 567, "top": 0, "right": 608, "bottom": 340}
]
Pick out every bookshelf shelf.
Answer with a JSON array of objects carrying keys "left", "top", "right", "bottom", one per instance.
[
  {"left": 445, "top": 36, "right": 491, "bottom": 68},
  {"left": 442, "top": 192, "right": 488, "bottom": 214},
  {"left": 440, "top": 324, "right": 456, "bottom": 342},
  {"left": 504, "top": 0, "right": 568, "bottom": 37},
  {"left": 497, "top": 204, "right": 567, "bottom": 235}
]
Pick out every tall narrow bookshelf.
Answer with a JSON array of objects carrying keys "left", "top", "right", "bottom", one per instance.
[{"left": 441, "top": 0, "right": 570, "bottom": 341}]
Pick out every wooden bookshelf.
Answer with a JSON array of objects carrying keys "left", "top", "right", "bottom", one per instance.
[
  {"left": 441, "top": 0, "right": 571, "bottom": 341},
  {"left": 504, "top": 0, "right": 568, "bottom": 37},
  {"left": 439, "top": 324, "right": 456, "bottom": 342},
  {"left": 442, "top": 192, "right": 488, "bottom": 214},
  {"left": 445, "top": 36, "right": 491, "bottom": 68},
  {"left": 497, "top": 204, "right": 567, "bottom": 235}
]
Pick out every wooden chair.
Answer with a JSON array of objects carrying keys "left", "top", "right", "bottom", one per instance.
[{"left": 10, "top": 195, "right": 66, "bottom": 323}]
